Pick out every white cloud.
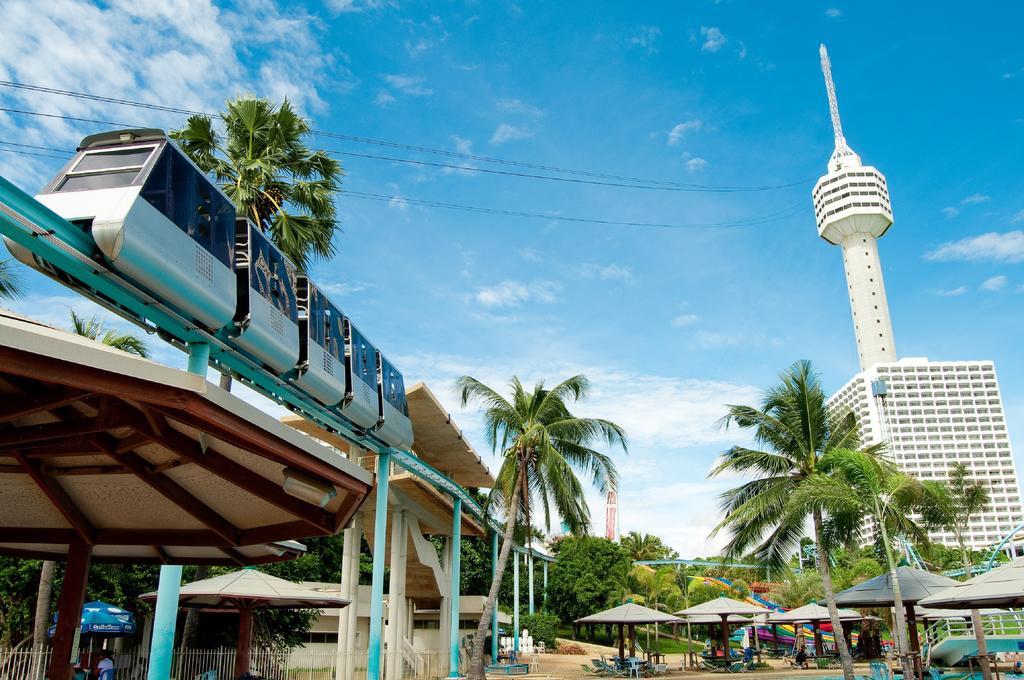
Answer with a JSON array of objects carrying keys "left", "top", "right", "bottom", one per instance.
[
  {"left": 326, "top": 0, "right": 385, "bottom": 13},
  {"left": 382, "top": 74, "right": 433, "bottom": 96},
  {"left": 686, "top": 157, "right": 708, "bottom": 172},
  {"left": 825, "top": 7, "right": 842, "bottom": 17},
  {"left": 941, "top": 206, "right": 959, "bottom": 219},
  {"left": 700, "top": 26, "right": 727, "bottom": 53},
  {"left": 518, "top": 248, "right": 544, "bottom": 263},
  {"left": 0, "top": 0, "right": 348, "bottom": 190},
  {"left": 934, "top": 285, "right": 969, "bottom": 297},
  {"left": 689, "top": 330, "right": 783, "bottom": 350},
  {"left": 441, "top": 135, "right": 478, "bottom": 175},
  {"left": 374, "top": 90, "right": 396, "bottom": 106},
  {"left": 961, "top": 193, "right": 990, "bottom": 205},
  {"left": 925, "top": 231, "right": 1024, "bottom": 263},
  {"left": 668, "top": 119, "right": 703, "bottom": 145},
  {"left": 671, "top": 313, "right": 699, "bottom": 327},
  {"left": 474, "top": 280, "right": 561, "bottom": 307},
  {"left": 319, "top": 281, "right": 369, "bottom": 296},
  {"left": 489, "top": 123, "right": 534, "bottom": 145},
  {"left": 980, "top": 275, "right": 1008, "bottom": 292},
  {"left": 630, "top": 25, "right": 662, "bottom": 53},
  {"left": 1011, "top": 210, "right": 1024, "bottom": 223},
  {"left": 496, "top": 98, "right": 544, "bottom": 118},
  {"left": 575, "top": 263, "right": 633, "bottom": 281},
  {"left": 388, "top": 195, "right": 408, "bottom": 211}
]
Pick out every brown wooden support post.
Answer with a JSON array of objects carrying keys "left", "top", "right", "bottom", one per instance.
[
  {"left": 906, "top": 605, "right": 922, "bottom": 680},
  {"left": 618, "top": 623, "right": 625, "bottom": 660},
  {"left": 235, "top": 608, "right": 254, "bottom": 677},
  {"left": 720, "top": 616, "right": 731, "bottom": 657},
  {"left": 49, "top": 543, "right": 92, "bottom": 680},
  {"left": 813, "top": 620, "right": 823, "bottom": 656}
]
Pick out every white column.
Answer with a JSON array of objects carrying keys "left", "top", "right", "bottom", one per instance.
[
  {"left": 840, "top": 233, "right": 896, "bottom": 369},
  {"left": 438, "top": 539, "right": 452, "bottom": 665},
  {"left": 337, "top": 515, "right": 362, "bottom": 680},
  {"left": 385, "top": 510, "right": 407, "bottom": 680}
]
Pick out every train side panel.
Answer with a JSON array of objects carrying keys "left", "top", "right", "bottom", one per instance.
[
  {"left": 375, "top": 352, "right": 414, "bottom": 449},
  {"left": 294, "top": 279, "right": 347, "bottom": 405},
  {"left": 340, "top": 319, "right": 381, "bottom": 431}
]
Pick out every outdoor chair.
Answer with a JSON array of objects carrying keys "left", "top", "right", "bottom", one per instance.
[
  {"left": 726, "top": 661, "right": 748, "bottom": 673},
  {"left": 97, "top": 671, "right": 114, "bottom": 680},
  {"left": 529, "top": 653, "right": 540, "bottom": 673},
  {"left": 595, "top": 658, "right": 627, "bottom": 677},
  {"left": 871, "top": 661, "right": 891, "bottom": 680}
]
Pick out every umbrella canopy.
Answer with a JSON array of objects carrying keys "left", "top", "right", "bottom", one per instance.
[
  {"left": 675, "top": 596, "right": 771, "bottom": 617},
  {"left": 828, "top": 566, "right": 959, "bottom": 607},
  {"left": 140, "top": 568, "right": 350, "bottom": 611},
  {"left": 914, "top": 606, "right": 1006, "bottom": 620},
  {"left": 918, "top": 558, "right": 1024, "bottom": 609},
  {"left": 575, "top": 602, "right": 682, "bottom": 625},
  {"left": 48, "top": 601, "right": 136, "bottom": 637},
  {"left": 684, "top": 614, "right": 752, "bottom": 624},
  {"left": 768, "top": 603, "right": 863, "bottom": 623}
]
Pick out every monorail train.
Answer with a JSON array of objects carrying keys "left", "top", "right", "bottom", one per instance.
[{"left": 3, "top": 129, "right": 413, "bottom": 450}]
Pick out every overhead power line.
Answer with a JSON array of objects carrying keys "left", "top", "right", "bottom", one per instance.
[{"left": 0, "top": 80, "right": 811, "bottom": 192}]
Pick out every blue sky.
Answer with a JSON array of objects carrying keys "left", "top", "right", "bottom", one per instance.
[{"left": 2, "top": 0, "right": 1023, "bottom": 555}]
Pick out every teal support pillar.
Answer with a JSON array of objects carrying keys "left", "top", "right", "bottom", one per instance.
[
  {"left": 366, "top": 451, "right": 391, "bottom": 680},
  {"left": 146, "top": 565, "right": 183, "bottom": 680},
  {"left": 448, "top": 497, "right": 462, "bottom": 677},
  {"left": 528, "top": 553, "right": 535, "bottom": 615},
  {"left": 148, "top": 342, "right": 209, "bottom": 680},
  {"left": 543, "top": 561, "right": 548, "bottom": 607},
  {"left": 186, "top": 342, "right": 210, "bottom": 375},
  {"left": 513, "top": 551, "right": 520, "bottom": 653},
  {"left": 490, "top": 531, "right": 499, "bottom": 663}
]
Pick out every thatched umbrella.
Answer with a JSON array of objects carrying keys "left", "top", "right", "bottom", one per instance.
[
  {"left": 142, "top": 569, "right": 349, "bottom": 678},
  {"left": 576, "top": 603, "right": 682, "bottom": 660}
]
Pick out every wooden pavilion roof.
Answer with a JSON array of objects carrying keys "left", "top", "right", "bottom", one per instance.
[{"left": 0, "top": 310, "right": 374, "bottom": 566}]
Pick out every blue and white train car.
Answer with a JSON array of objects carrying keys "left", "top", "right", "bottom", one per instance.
[
  {"left": 229, "top": 220, "right": 300, "bottom": 374},
  {"left": 376, "top": 352, "right": 413, "bottom": 449},
  {"left": 294, "top": 277, "right": 346, "bottom": 405},
  {"left": 19, "top": 129, "right": 237, "bottom": 330},
  {"left": 340, "top": 318, "right": 383, "bottom": 432}
]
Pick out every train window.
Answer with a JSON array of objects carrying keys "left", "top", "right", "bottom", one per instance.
[
  {"left": 73, "top": 147, "right": 155, "bottom": 173},
  {"left": 140, "top": 147, "right": 234, "bottom": 267},
  {"left": 58, "top": 170, "right": 140, "bottom": 192}
]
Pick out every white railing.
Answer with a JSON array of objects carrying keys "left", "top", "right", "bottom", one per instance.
[
  {"left": 0, "top": 646, "right": 452, "bottom": 680},
  {"left": 924, "top": 611, "right": 1024, "bottom": 649}
]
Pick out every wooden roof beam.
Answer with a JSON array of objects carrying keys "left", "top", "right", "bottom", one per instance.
[{"left": 12, "top": 450, "right": 94, "bottom": 544}]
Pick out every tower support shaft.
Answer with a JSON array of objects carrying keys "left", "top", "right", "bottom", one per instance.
[{"left": 840, "top": 233, "right": 896, "bottom": 369}]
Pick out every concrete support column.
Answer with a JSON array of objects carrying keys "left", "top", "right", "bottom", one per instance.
[
  {"left": 527, "top": 553, "right": 535, "bottom": 615},
  {"left": 448, "top": 498, "right": 462, "bottom": 677},
  {"left": 490, "top": 531, "right": 499, "bottom": 663},
  {"left": 385, "top": 510, "right": 407, "bottom": 680},
  {"left": 336, "top": 515, "right": 361, "bottom": 680},
  {"left": 367, "top": 452, "right": 391, "bottom": 680},
  {"left": 513, "top": 550, "right": 520, "bottom": 654},
  {"left": 438, "top": 539, "right": 452, "bottom": 666}
]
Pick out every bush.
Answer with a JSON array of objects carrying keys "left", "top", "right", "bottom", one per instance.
[{"left": 520, "top": 612, "right": 559, "bottom": 648}]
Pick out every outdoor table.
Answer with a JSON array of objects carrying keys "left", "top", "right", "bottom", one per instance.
[{"left": 647, "top": 651, "right": 665, "bottom": 665}]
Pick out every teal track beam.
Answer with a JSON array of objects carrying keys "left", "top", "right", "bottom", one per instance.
[
  {"left": 491, "top": 531, "right": 499, "bottom": 663},
  {"left": 448, "top": 498, "right": 462, "bottom": 677},
  {"left": 367, "top": 451, "right": 391, "bottom": 680},
  {"left": 148, "top": 342, "right": 208, "bottom": 679}
]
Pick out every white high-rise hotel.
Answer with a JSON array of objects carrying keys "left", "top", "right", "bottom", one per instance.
[{"left": 814, "top": 46, "right": 1023, "bottom": 550}]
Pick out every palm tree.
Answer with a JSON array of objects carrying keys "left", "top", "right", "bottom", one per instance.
[
  {"left": 457, "top": 375, "right": 627, "bottom": 680},
  {"left": 0, "top": 258, "right": 23, "bottom": 300},
  {"left": 69, "top": 311, "right": 150, "bottom": 357},
  {"left": 788, "top": 450, "right": 927, "bottom": 680},
  {"left": 709, "top": 360, "right": 871, "bottom": 680},
  {"left": 31, "top": 311, "right": 150, "bottom": 675},
  {"left": 770, "top": 571, "right": 824, "bottom": 609},
  {"left": 172, "top": 95, "right": 342, "bottom": 392},
  {"left": 170, "top": 96, "right": 343, "bottom": 272},
  {"left": 919, "top": 463, "right": 993, "bottom": 680},
  {"left": 621, "top": 532, "right": 672, "bottom": 562}
]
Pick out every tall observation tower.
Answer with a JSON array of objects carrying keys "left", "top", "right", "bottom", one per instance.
[{"left": 812, "top": 45, "right": 896, "bottom": 371}]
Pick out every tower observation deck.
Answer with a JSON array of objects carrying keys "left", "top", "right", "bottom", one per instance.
[{"left": 813, "top": 45, "right": 896, "bottom": 370}]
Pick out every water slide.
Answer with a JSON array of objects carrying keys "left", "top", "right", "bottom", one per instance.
[{"left": 689, "top": 575, "right": 857, "bottom": 648}]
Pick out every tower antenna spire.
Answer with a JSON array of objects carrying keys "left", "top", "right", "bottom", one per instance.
[{"left": 819, "top": 43, "right": 861, "bottom": 170}]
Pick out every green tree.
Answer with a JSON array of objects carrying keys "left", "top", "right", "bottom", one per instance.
[
  {"left": 919, "top": 462, "right": 990, "bottom": 574},
  {"left": 171, "top": 96, "right": 343, "bottom": 272},
  {"left": 68, "top": 311, "right": 150, "bottom": 357},
  {"left": 788, "top": 450, "right": 927, "bottom": 680},
  {"left": 548, "top": 536, "right": 630, "bottom": 626},
  {"left": 770, "top": 571, "right": 824, "bottom": 609},
  {"left": 710, "top": 360, "right": 873, "bottom": 680},
  {"left": 0, "top": 258, "right": 23, "bottom": 301},
  {"left": 457, "top": 375, "right": 627, "bottom": 680},
  {"left": 620, "top": 532, "right": 676, "bottom": 562}
]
